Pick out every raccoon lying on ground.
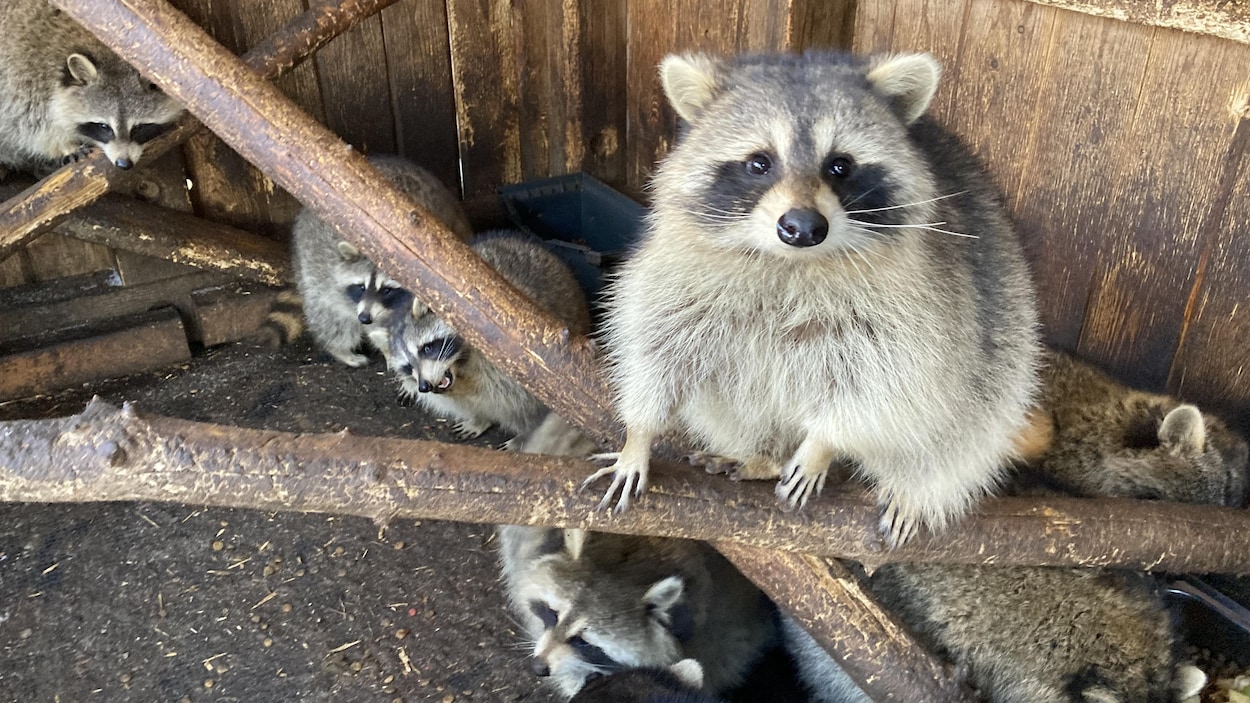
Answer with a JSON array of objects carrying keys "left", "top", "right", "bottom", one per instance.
[
  {"left": 290, "top": 154, "right": 471, "bottom": 368},
  {"left": 390, "top": 231, "right": 591, "bottom": 443},
  {"left": 586, "top": 50, "right": 1039, "bottom": 548},
  {"left": 1019, "top": 349, "right": 1249, "bottom": 506},
  {"left": 498, "top": 414, "right": 782, "bottom": 700},
  {"left": 0, "top": 0, "right": 184, "bottom": 177}
]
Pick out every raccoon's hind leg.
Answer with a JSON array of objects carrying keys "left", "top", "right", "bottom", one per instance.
[
  {"left": 775, "top": 436, "right": 839, "bottom": 510},
  {"left": 314, "top": 319, "right": 369, "bottom": 367},
  {"left": 582, "top": 429, "right": 654, "bottom": 514},
  {"left": 868, "top": 450, "right": 1007, "bottom": 549}
]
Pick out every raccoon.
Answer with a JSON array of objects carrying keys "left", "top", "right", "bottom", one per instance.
[
  {"left": 568, "top": 659, "right": 722, "bottom": 703},
  {"left": 0, "top": 0, "right": 184, "bottom": 177},
  {"left": 586, "top": 51, "right": 1039, "bottom": 548},
  {"left": 291, "top": 154, "right": 472, "bottom": 368},
  {"left": 1019, "top": 350, "right": 1250, "bottom": 506},
  {"left": 390, "top": 231, "right": 592, "bottom": 442},
  {"left": 869, "top": 563, "right": 1198, "bottom": 703}
]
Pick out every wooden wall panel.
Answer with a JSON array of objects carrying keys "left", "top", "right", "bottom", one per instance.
[
  {"left": 579, "top": 0, "right": 628, "bottom": 188},
  {"left": 24, "top": 235, "right": 117, "bottom": 283},
  {"left": 312, "top": 12, "right": 397, "bottom": 154},
  {"left": 517, "top": 0, "right": 585, "bottom": 181},
  {"left": 379, "top": 0, "right": 461, "bottom": 191}
]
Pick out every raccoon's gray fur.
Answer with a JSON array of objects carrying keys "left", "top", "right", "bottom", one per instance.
[
  {"left": 1021, "top": 349, "right": 1250, "bottom": 506},
  {"left": 390, "top": 231, "right": 591, "bottom": 442},
  {"left": 498, "top": 416, "right": 779, "bottom": 700},
  {"left": 0, "top": 0, "right": 184, "bottom": 177},
  {"left": 568, "top": 659, "right": 721, "bottom": 703},
  {"left": 587, "top": 51, "right": 1039, "bottom": 548},
  {"left": 291, "top": 154, "right": 471, "bottom": 367},
  {"left": 869, "top": 563, "right": 1191, "bottom": 703},
  {"left": 775, "top": 615, "right": 869, "bottom": 703}
]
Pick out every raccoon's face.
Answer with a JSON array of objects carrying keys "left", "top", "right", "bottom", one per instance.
[
  {"left": 1112, "top": 404, "right": 1250, "bottom": 506},
  {"left": 521, "top": 570, "right": 690, "bottom": 698},
  {"left": 653, "top": 52, "right": 943, "bottom": 260},
  {"left": 52, "top": 53, "right": 184, "bottom": 169},
  {"left": 390, "top": 312, "right": 467, "bottom": 396}
]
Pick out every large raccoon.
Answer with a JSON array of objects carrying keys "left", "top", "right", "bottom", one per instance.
[
  {"left": 291, "top": 154, "right": 472, "bottom": 368},
  {"left": 390, "top": 231, "right": 591, "bottom": 443},
  {"left": 498, "top": 415, "right": 781, "bottom": 700},
  {"left": 586, "top": 51, "right": 1039, "bottom": 547},
  {"left": 868, "top": 563, "right": 1203, "bottom": 703},
  {"left": 1018, "top": 349, "right": 1249, "bottom": 506},
  {"left": 0, "top": 0, "right": 184, "bottom": 177}
]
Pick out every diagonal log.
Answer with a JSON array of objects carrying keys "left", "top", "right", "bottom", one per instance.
[
  {"left": 0, "top": 0, "right": 403, "bottom": 264},
  {"left": 4, "top": 400, "right": 1250, "bottom": 576}
]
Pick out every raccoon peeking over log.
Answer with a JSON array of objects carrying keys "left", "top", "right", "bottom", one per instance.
[{"left": 586, "top": 51, "right": 1040, "bottom": 548}]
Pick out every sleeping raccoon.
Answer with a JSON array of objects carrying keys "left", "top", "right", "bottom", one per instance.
[
  {"left": 0, "top": 0, "right": 184, "bottom": 177},
  {"left": 869, "top": 563, "right": 1203, "bottom": 703},
  {"left": 390, "top": 231, "right": 591, "bottom": 443},
  {"left": 499, "top": 414, "right": 781, "bottom": 700},
  {"left": 587, "top": 51, "right": 1039, "bottom": 548},
  {"left": 568, "top": 659, "right": 722, "bottom": 703},
  {"left": 291, "top": 154, "right": 472, "bottom": 367},
  {"left": 1019, "top": 350, "right": 1250, "bottom": 506}
]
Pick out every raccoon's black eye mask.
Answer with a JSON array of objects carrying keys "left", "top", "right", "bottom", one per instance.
[
  {"left": 378, "top": 286, "right": 407, "bottom": 308},
  {"left": 130, "top": 122, "right": 171, "bottom": 144},
  {"left": 567, "top": 635, "right": 619, "bottom": 670},
  {"left": 76, "top": 122, "right": 114, "bottom": 144},
  {"left": 530, "top": 601, "right": 559, "bottom": 628},
  {"left": 419, "top": 336, "right": 464, "bottom": 361},
  {"left": 345, "top": 283, "right": 366, "bottom": 303}
]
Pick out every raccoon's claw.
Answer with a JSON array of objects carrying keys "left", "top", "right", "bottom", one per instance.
[
  {"left": 396, "top": 392, "right": 414, "bottom": 407},
  {"left": 878, "top": 500, "right": 920, "bottom": 550},
  {"left": 580, "top": 463, "right": 647, "bottom": 514},
  {"left": 588, "top": 452, "right": 621, "bottom": 465},
  {"left": 775, "top": 461, "right": 828, "bottom": 510},
  {"left": 452, "top": 418, "right": 490, "bottom": 440}
]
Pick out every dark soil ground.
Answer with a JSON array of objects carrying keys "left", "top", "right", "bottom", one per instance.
[{"left": 0, "top": 337, "right": 560, "bottom": 703}]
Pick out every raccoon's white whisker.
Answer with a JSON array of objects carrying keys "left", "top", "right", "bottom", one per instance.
[
  {"left": 849, "top": 219, "right": 980, "bottom": 239},
  {"left": 911, "top": 225, "right": 979, "bottom": 239},
  {"left": 842, "top": 184, "right": 883, "bottom": 208},
  {"left": 845, "top": 191, "right": 967, "bottom": 214}
]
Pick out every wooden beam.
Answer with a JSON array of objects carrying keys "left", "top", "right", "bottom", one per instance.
[
  {"left": 0, "top": 0, "right": 403, "bottom": 264},
  {"left": 5, "top": 400, "right": 1250, "bottom": 576},
  {"left": 1022, "top": 0, "right": 1250, "bottom": 46},
  {"left": 50, "top": 0, "right": 618, "bottom": 447}
]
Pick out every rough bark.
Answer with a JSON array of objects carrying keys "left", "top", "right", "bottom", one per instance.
[{"left": 0, "top": 0, "right": 402, "bottom": 264}]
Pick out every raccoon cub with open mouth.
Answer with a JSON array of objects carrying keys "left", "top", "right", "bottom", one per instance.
[
  {"left": 0, "top": 0, "right": 185, "bottom": 177},
  {"left": 389, "top": 232, "right": 591, "bottom": 443},
  {"left": 291, "top": 154, "right": 471, "bottom": 368},
  {"left": 587, "top": 51, "right": 1040, "bottom": 547}
]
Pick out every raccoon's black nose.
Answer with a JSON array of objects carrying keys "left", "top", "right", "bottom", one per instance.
[
  {"left": 777, "top": 209, "right": 828, "bottom": 247},
  {"left": 358, "top": 311, "right": 373, "bottom": 324},
  {"left": 418, "top": 379, "right": 433, "bottom": 393},
  {"left": 530, "top": 659, "right": 551, "bottom": 677},
  {"left": 114, "top": 157, "right": 133, "bottom": 170}
]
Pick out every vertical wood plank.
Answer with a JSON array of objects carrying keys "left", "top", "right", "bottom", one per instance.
[
  {"left": 789, "top": 0, "right": 858, "bottom": 50},
  {"left": 379, "top": 0, "right": 461, "bottom": 191},
  {"left": 516, "top": 0, "right": 585, "bottom": 180},
  {"left": 0, "top": 252, "right": 32, "bottom": 288},
  {"left": 312, "top": 9, "right": 397, "bottom": 153},
  {"left": 24, "top": 235, "right": 117, "bottom": 283},
  {"left": 448, "top": 0, "right": 522, "bottom": 198},
  {"left": 579, "top": 0, "right": 628, "bottom": 188}
]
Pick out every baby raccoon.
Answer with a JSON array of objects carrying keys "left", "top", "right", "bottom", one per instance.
[
  {"left": 588, "top": 51, "right": 1039, "bottom": 548},
  {"left": 1021, "top": 350, "right": 1250, "bottom": 506},
  {"left": 869, "top": 563, "right": 1203, "bottom": 703},
  {"left": 291, "top": 154, "right": 471, "bottom": 367},
  {"left": 390, "top": 231, "right": 591, "bottom": 442},
  {"left": 568, "top": 659, "right": 721, "bottom": 703},
  {"left": 0, "top": 0, "right": 184, "bottom": 177}
]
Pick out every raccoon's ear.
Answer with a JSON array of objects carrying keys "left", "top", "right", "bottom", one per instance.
[
  {"left": 865, "top": 53, "right": 942, "bottom": 124},
  {"left": 410, "top": 298, "right": 429, "bottom": 318},
  {"left": 644, "top": 576, "right": 695, "bottom": 641},
  {"left": 65, "top": 53, "right": 100, "bottom": 86},
  {"left": 337, "top": 241, "right": 361, "bottom": 262},
  {"left": 660, "top": 53, "right": 724, "bottom": 124},
  {"left": 668, "top": 659, "right": 704, "bottom": 690},
  {"left": 562, "top": 528, "right": 587, "bottom": 561},
  {"left": 1159, "top": 405, "right": 1205, "bottom": 455}
]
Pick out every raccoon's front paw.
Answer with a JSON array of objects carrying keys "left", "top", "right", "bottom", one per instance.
[
  {"left": 329, "top": 349, "right": 370, "bottom": 368},
  {"left": 878, "top": 499, "right": 920, "bottom": 550},
  {"left": 775, "top": 460, "right": 828, "bottom": 510},
  {"left": 60, "top": 145, "right": 96, "bottom": 165},
  {"left": 395, "top": 391, "right": 415, "bottom": 407},
  {"left": 580, "top": 453, "right": 649, "bottom": 514},
  {"left": 452, "top": 418, "right": 490, "bottom": 440}
]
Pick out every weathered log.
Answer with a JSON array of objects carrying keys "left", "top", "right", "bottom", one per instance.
[
  {"left": 50, "top": 0, "right": 618, "bottom": 446},
  {"left": 5, "top": 400, "right": 1250, "bottom": 576},
  {"left": 0, "top": 0, "right": 402, "bottom": 264},
  {"left": 716, "top": 544, "right": 976, "bottom": 703}
]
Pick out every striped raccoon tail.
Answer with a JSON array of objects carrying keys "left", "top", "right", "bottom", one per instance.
[{"left": 246, "top": 288, "right": 305, "bottom": 348}]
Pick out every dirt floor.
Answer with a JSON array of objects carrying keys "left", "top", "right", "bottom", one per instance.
[{"left": 0, "top": 337, "right": 560, "bottom": 703}]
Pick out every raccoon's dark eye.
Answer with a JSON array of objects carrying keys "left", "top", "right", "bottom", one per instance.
[
  {"left": 567, "top": 635, "right": 616, "bottom": 669},
  {"left": 378, "top": 286, "right": 405, "bottom": 307},
  {"left": 130, "top": 122, "right": 170, "bottom": 144},
  {"left": 824, "top": 155, "right": 855, "bottom": 179},
  {"left": 77, "top": 122, "right": 114, "bottom": 143},
  {"left": 420, "top": 336, "right": 464, "bottom": 360},
  {"left": 745, "top": 152, "right": 772, "bottom": 176},
  {"left": 345, "top": 283, "right": 366, "bottom": 302},
  {"left": 147, "top": 81, "right": 161, "bottom": 92},
  {"left": 530, "top": 601, "right": 559, "bottom": 629},
  {"left": 399, "top": 363, "right": 413, "bottom": 375}
]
